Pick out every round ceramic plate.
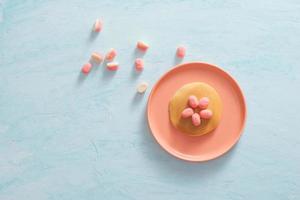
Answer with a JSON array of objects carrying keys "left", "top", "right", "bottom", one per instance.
[{"left": 147, "top": 62, "right": 247, "bottom": 162}]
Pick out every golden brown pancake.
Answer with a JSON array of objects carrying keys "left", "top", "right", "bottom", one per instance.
[{"left": 169, "top": 82, "right": 222, "bottom": 136}]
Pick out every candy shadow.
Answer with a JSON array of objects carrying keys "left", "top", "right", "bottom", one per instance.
[
  {"left": 131, "top": 92, "right": 145, "bottom": 108},
  {"left": 88, "top": 30, "right": 99, "bottom": 43},
  {"left": 90, "top": 59, "right": 101, "bottom": 74},
  {"left": 173, "top": 54, "right": 183, "bottom": 66},
  {"left": 133, "top": 48, "right": 146, "bottom": 59},
  {"left": 76, "top": 71, "right": 87, "bottom": 86},
  {"left": 130, "top": 64, "right": 142, "bottom": 81}
]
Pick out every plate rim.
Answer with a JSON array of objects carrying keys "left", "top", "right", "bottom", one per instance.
[{"left": 147, "top": 61, "right": 247, "bottom": 162}]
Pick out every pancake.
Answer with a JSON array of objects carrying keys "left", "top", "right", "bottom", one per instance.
[{"left": 169, "top": 82, "right": 222, "bottom": 136}]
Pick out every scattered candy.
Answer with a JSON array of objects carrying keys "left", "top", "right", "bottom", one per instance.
[
  {"left": 91, "top": 52, "right": 103, "bottom": 64},
  {"left": 137, "top": 82, "right": 148, "bottom": 93},
  {"left": 192, "top": 113, "right": 201, "bottom": 126},
  {"left": 181, "top": 108, "right": 194, "bottom": 118},
  {"left": 200, "top": 109, "right": 213, "bottom": 119},
  {"left": 81, "top": 63, "right": 92, "bottom": 74},
  {"left": 188, "top": 95, "right": 199, "bottom": 108},
  {"left": 93, "top": 19, "right": 103, "bottom": 32},
  {"left": 135, "top": 58, "right": 144, "bottom": 71},
  {"left": 176, "top": 46, "right": 186, "bottom": 58},
  {"left": 105, "top": 48, "right": 117, "bottom": 61},
  {"left": 106, "top": 62, "right": 119, "bottom": 71},
  {"left": 137, "top": 41, "right": 149, "bottom": 52},
  {"left": 199, "top": 97, "right": 210, "bottom": 109}
]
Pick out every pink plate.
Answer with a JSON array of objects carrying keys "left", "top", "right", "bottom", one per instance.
[{"left": 147, "top": 62, "right": 247, "bottom": 162}]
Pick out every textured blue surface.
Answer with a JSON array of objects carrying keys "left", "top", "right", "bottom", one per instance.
[{"left": 0, "top": 0, "right": 300, "bottom": 199}]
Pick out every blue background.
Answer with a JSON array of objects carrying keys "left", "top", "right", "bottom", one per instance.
[{"left": 0, "top": 0, "right": 299, "bottom": 199}]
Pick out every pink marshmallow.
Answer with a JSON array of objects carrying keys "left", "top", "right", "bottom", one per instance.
[
  {"left": 81, "top": 63, "right": 92, "bottom": 74},
  {"left": 135, "top": 58, "right": 144, "bottom": 71},
  {"left": 176, "top": 46, "right": 186, "bottom": 58},
  {"left": 199, "top": 97, "right": 210, "bottom": 109},
  {"left": 106, "top": 62, "right": 119, "bottom": 71},
  {"left": 93, "top": 19, "right": 103, "bottom": 32},
  {"left": 105, "top": 48, "right": 117, "bottom": 61},
  {"left": 192, "top": 113, "right": 201, "bottom": 126},
  {"left": 137, "top": 41, "right": 149, "bottom": 51},
  {"left": 181, "top": 108, "right": 194, "bottom": 118},
  {"left": 188, "top": 95, "right": 199, "bottom": 108},
  {"left": 200, "top": 109, "right": 213, "bottom": 119}
]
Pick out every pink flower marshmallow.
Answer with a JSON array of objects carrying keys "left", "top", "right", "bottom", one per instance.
[{"left": 181, "top": 96, "right": 213, "bottom": 127}]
